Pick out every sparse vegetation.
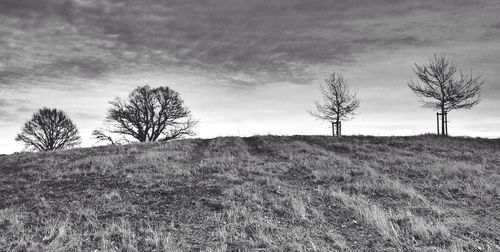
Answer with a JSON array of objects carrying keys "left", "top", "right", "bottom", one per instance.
[{"left": 1, "top": 135, "right": 499, "bottom": 251}]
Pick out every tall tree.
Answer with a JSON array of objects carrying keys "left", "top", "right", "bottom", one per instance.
[
  {"left": 105, "top": 85, "right": 197, "bottom": 142},
  {"left": 408, "top": 54, "right": 484, "bottom": 136},
  {"left": 310, "top": 73, "right": 360, "bottom": 136},
  {"left": 16, "top": 108, "right": 81, "bottom": 151}
]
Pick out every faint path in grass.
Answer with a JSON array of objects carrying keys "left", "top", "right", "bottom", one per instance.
[{"left": 189, "top": 138, "right": 212, "bottom": 169}]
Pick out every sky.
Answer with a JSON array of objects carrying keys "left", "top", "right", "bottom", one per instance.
[{"left": 0, "top": 0, "right": 499, "bottom": 153}]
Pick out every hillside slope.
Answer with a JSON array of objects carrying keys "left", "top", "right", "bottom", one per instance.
[{"left": 1, "top": 135, "right": 499, "bottom": 251}]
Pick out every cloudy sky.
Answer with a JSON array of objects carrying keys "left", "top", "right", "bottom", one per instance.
[{"left": 0, "top": 0, "right": 499, "bottom": 153}]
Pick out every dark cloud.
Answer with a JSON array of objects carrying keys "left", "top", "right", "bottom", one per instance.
[
  {"left": 0, "top": 69, "right": 23, "bottom": 85},
  {"left": 0, "top": 0, "right": 498, "bottom": 88},
  {"left": 351, "top": 35, "right": 428, "bottom": 48},
  {"left": 0, "top": 0, "right": 50, "bottom": 15},
  {"left": 38, "top": 56, "right": 110, "bottom": 79},
  {"left": 0, "top": 0, "right": 78, "bottom": 23},
  {"left": 491, "top": 23, "right": 500, "bottom": 30}
]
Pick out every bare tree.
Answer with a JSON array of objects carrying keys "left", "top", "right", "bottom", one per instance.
[
  {"left": 408, "top": 54, "right": 484, "bottom": 136},
  {"left": 310, "top": 73, "right": 360, "bottom": 136},
  {"left": 15, "top": 108, "right": 81, "bottom": 151},
  {"left": 91, "top": 129, "right": 116, "bottom": 146},
  {"left": 105, "top": 85, "right": 198, "bottom": 142},
  {"left": 91, "top": 128, "right": 130, "bottom": 146}
]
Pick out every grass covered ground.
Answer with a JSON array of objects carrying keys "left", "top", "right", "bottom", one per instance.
[{"left": 1, "top": 135, "right": 499, "bottom": 251}]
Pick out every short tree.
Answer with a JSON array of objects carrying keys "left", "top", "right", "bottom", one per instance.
[
  {"left": 15, "top": 108, "right": 81, "bottom": 151},
  {"left": 310, "top": 73, "right": 360, "bottom": 136},
  {"left": 105, "top": 85, "right": 197, "bottom": 142},
  {"left": 91, "top": 128, "right": 116, "bottom": 146},
  {"left": 408, "top": 54, "right": 484, "bottom": 136}
]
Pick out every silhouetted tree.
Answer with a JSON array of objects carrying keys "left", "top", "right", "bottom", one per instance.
[
  {"left": 408, "top": 54, "right": 484, "bottom": 136},
  {"left": 105, "top": 85, "right": 197, "bottom": 142},
  {"left": 310, "top": 73, "right": 360, "bottom": 136},
  {"left": 92, "top": 129, "right": 116, "bottom": 145},
  {"left": 15, "top": 108, "right": 81, "bottom": 151}
]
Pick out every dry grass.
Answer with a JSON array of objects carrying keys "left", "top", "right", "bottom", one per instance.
[
  {"left": 330, "top": 190, "right": 400, "bottom": 240},
  {"left": 330, "top": 189, "right": 451, "bottom": 247},
  {"left": 0, "top": 207, "right": 178, "bottom": 251},
  {"left": 0, "top": 135, "right": 499, "bottom": 251}
]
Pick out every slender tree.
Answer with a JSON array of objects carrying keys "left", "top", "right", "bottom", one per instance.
[
  {"left": 105, "top": 85, "right": 197, "bottom": 142},
  {"left": 310, "top": 73, "right": 360, "bottom": 136},
  {"left": 15, "top": 108, "right": 81, "bottom": 151},
  {"left": 408, "top": 54, "right": 484, "bottom": 136}
]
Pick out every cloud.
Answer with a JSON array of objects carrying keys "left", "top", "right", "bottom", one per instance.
[
  {"left": 490, "top": 23, "right": 500, "bottom": 30},
  {"left": 73, "top": 111, "right": 102, "bottom": 120},
  {"left": 0, "top": 98, "right": 30, "bottom": 122},
  {"left": 0, "top": 0, "right": 499, "bottom": 89},
  {"left": 0, "top": 99, "right": 8, "bottom": 107},
  {"left": 0, "top": 0, "right": 50, "bottom": 15},
  {"left": 38, "top": 56, "right": 110, "bottom": 79},
  {"left": 0, "top": 69, "right": 23, "bottom": 85}
]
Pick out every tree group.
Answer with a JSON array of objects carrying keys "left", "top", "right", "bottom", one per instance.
[
  {"left": 16, "top": 85, "right": 197, "bottom": 151},
  {"left": 311, "top": 54, "right": 483, "bottom": 137},
  {"left": 14, "top": 54, "right": 485, "bottom": 151}
]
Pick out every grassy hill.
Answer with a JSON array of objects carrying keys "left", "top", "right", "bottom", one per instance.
[{"left": 1, "top": 135, "right": 499, "bottom": 251}]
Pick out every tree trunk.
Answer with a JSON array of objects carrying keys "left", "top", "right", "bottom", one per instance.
[
  {"left": 445, "top": 113, "right": 448, "bottom": 136},
  {"left": 331, "top": 121, "right": 335, "bottom": 137},
  {"left": 441, "top": 107, "right": 446, "bottom": 136},
  {"left": 436, "top": 112, "right": 439, "bottom": 135},
  {"left": 336, "top": 119, "right": 341, "bottom": 136}
]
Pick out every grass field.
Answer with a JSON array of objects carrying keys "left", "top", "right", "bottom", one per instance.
[{"left": 1, "top": 135, "right": 499, "bottom": 251}]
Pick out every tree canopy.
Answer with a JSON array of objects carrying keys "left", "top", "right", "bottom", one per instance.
[
  {"left": 408, "top": 54, "right": 484, "bottom": 113},
  {"left": 16, "top": 108, "right": 81, "bottom": 151},
  {"left": 310, "top": 73, "right": 360, "bottom": 136},
  {"left": 105, "top": 85, "right": 197, "bottom": 142},
  {"left": 408, "top": 54, "right": 484, "bottom": 136}
]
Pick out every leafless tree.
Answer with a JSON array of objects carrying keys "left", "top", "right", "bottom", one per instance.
[
  {"left": 310, "top": 73, "right": 360, "bottom": 136},
  {"left": 91, "top": 129, "right": 116, "bottom": 145},
  {"left": 408, "top": 54, "right": 484, "bottom": 136},
  {"left": 15, "top": 108, "right": 81, "bottom": 151},
  {"left": 105, "top": 85, "right": 198, "bottom": 142}
]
